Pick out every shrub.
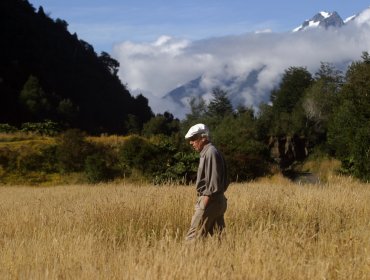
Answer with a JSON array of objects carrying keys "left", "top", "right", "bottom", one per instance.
[
  {"left": 153, "top": 151, "right": 199, "bottom": 184},
  {"left": 0, "top": 147, "right": 17, "bottom": 171},
  {"left": 84, "top": 141, "right": 119, "bottom": 183},
  {"left": 56, "top": 129, "right": 92, "bottom": 172},
  {"left": 0, "top": 124, "right": 18, "bottom": 133},
  {"left": 21, "top": 120, "right": 61, "bottom": 136},
  {"left": 118, "top": 135, "right": 161, "bottom": 177},
  {"left": 84, "top": 153, "right": 111, "bottom": 183}
]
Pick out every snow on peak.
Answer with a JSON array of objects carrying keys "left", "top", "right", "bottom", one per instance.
[
  {"left": 293, "top": 10, "right": 344, "bottom": 32},
  {"left": 344, "top": 15, "right": 356, "bottom": 23},
  {"left": 320, "top": 11, "right": 331, "bottom": 18}
]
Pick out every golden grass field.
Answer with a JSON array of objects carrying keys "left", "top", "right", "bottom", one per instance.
[{"left": 0, "top": 175, "right": 369, "bottom": 279}]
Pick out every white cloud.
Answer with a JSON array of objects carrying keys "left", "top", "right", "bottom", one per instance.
[
  {"left": 354, "top": 7, "right": 370, "bottom": 26},
  {"left": 112, "top": 15, "right": 370, "bottom": 118}
]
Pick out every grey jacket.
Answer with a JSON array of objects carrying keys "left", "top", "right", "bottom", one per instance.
[{"left": 196, "top": 143, "right": 228, "bottom": 196}]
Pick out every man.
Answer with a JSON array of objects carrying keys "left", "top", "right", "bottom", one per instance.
[{"left": 185, "top": 123, "right": 228, "bottom": 241}]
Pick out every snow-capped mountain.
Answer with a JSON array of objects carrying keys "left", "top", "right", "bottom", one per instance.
[
  {"left": 157, "top": 7, "right": 370, "bottom": 119},
  {"left": 293, "top": 11, "right": 344, "bottom": 32},
  {"left": 293, "top": 7, "right": 370, "bottom": 32}
]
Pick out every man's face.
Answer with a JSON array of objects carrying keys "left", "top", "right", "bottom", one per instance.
[{"left": 189, "top": 135, "right": 207, "bottom": 152}]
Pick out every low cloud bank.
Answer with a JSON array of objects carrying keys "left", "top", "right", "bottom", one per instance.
[{"left": 113, "top": 16, "right": 370, "bottom": 118}]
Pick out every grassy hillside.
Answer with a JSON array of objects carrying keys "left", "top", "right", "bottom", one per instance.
[{"left": 0, "top": 177, "right": 369, "bottom": 279}]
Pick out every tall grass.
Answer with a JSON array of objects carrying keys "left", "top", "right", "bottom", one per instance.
[{"left": 0, "top": 177, "right": 369, "bottom": 279}]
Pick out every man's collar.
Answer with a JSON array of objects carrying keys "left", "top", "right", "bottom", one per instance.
[{"left": 200, "top": 142, "right": 212, "bottom": 155}]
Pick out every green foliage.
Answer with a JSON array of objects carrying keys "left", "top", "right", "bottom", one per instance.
[
  {"left": 0, "top": 124, "right": 18, "bottom": 133},
  {"left": 255, "top": 103, "right": 274, "bottom": 140},
  {"left": 270, "top": 67, "right": 313, "bottom": 136},
  {"left": 84, "top": 153, "right": 111, "bottom": 183},
  {"left": 186, "top": 96, "right": 207, "bottom": 122},
  {"left": 0, "top": 147, "right": 17, "bottom": 172},
  {"left": 142, "top": 112, "right": 180, "bottom": 136},
  {"left": 125, "top": 114, "right": 142, "bottom": 135},
  {"left": 16, "top": 145, "right": 57, "bottom": 173},
  {"left": 56, "top": 129, "right": 92, "bottom": 172},
  {"left": 118, "top": 135, "right": 161, "bottom": 177},
  {"left": 21, "top": 120, "right": 61, "bottom": 136},
  {"left": 0, "top": 140, "right": 57, "bottom": 180},
  {"left": 84, "top": 141, "right": 120, "bottom": 183},
  {"left": 327, "top": 53, "right": 370, "bottom": 181},
  {"left": 57, "top": 99, "right": 79, "bottom": 124},
  {"left": 327, "top": 101, "right": 358, "bottom": 159},
  {"left": 271, "top": 67, "right": 313, "bottom": 113},
  {"left": 352, "top": 125, "right": 370, "bottom": 181},
  {"left": 19, "top": 75, "right": 51, "bottom": 119},
  {"left": 207, "top": 87, "right": 233, "bottom": 120},
  {"left": 117, "top": 135, "right": 198, "bottom": 183},
  {"left": 213, "top": 113, "right": 269, "bottom": 181},
  {"left": 153, "top": 151, "right": 199, "bottom": 184}
]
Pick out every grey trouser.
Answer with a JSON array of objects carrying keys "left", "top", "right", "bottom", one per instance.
[{"left": 185, "top": 194, "right": 227, "bottom": 241}]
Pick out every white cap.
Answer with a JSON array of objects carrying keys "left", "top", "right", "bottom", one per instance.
[{"left": 185, "top": 123, "right": 209, "bottom": 139}]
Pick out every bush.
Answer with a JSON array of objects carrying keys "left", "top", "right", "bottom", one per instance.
[
  {"left": 84, "top": 153, "right": 111, "bottom": 183},
  {"left": 153, "top": 151, "right": 199, "bottom": 184},
  {"left": 83, "top": 141, "right": 119, "bottom": 183},
  {"left": 21, "top": 120, "right": 61, "bottom": 136},
  {"left": 0, "top": 147, "right": 17, "bottom": 171},
  {"left": 118, "top": 135, "right": 161, "bottom": 177},
  {"left": 0, "top": 124, "right": 18, "bottom": 133},
  {"left": 56, "top": 129, "right": 92, "bottom": 172}
]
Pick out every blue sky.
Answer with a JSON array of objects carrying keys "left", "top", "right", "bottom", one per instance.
[{"left": 28, "top": 0, "right": 370, "bottom": 53}]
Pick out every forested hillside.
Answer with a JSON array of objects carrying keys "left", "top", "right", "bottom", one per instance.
[{"left": 0, "top": 0, "right": 153, "bottom": 134}]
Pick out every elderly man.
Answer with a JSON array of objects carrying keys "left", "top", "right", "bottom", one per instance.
[{"left": 185, "top": 123, "right": 228, "bottom": 241}]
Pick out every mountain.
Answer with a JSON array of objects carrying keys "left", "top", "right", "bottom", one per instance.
[
  {"left": 293, "top": 7, "right": 370, "bottom": 32},
  {"left": 293, "top": 11, "right": 344, "bottom": 32},
  {"left": 164, "top": 68, "right": 265, "bottom": 116},
  {"left": 0, "top": 0, "right": 153, "bottom": 134},
  {"left": 161, "top": 7, "right": 370, "bottom": 119}
]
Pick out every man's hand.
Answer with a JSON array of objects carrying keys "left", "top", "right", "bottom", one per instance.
[{"left": 202, "top": 195, "right": 210, "bottom": 209}]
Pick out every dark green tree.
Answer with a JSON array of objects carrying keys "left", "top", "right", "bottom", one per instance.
[
  {"left": 271, "top": 67, "right": 313, "bottom": 113},
  {"left": 19, "top": 75, "right": 51, "bottom": 120},
  {"left": 57, "top": 98, "right": 79, "bottom": 124},
  {"left": 328, "top": 52, "right": 370, "bottom": 180},
  {"left": 213, "top": 110, "right": 269, "bottom": 181},
  {"left": 99, "top": 52, "right": 120, "bottom": 76},
  {"left": 186, "top": 96, "right": 207, "bottom": 121},
  {"left": 124, "top": 114, "right": 142, "bottom": 135},
  {"left": 207, "top": 87, "right": 233, "bottom": 119},
  {"left": 302, "top": 63, "right": 343, "bottom": 147},
  {"left": 270, "top": 67, "right": 313, "bottom": 135},
  {"left": 142, "top": 112, "right": 180, "bottom": 136},
  {"left": 255, "top": 102, "right": 274, "bottom": 140}
]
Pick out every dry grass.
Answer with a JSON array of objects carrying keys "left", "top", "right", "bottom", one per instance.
[{"left": 0, "top": 177, "right": 369, "bottom": 279}]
